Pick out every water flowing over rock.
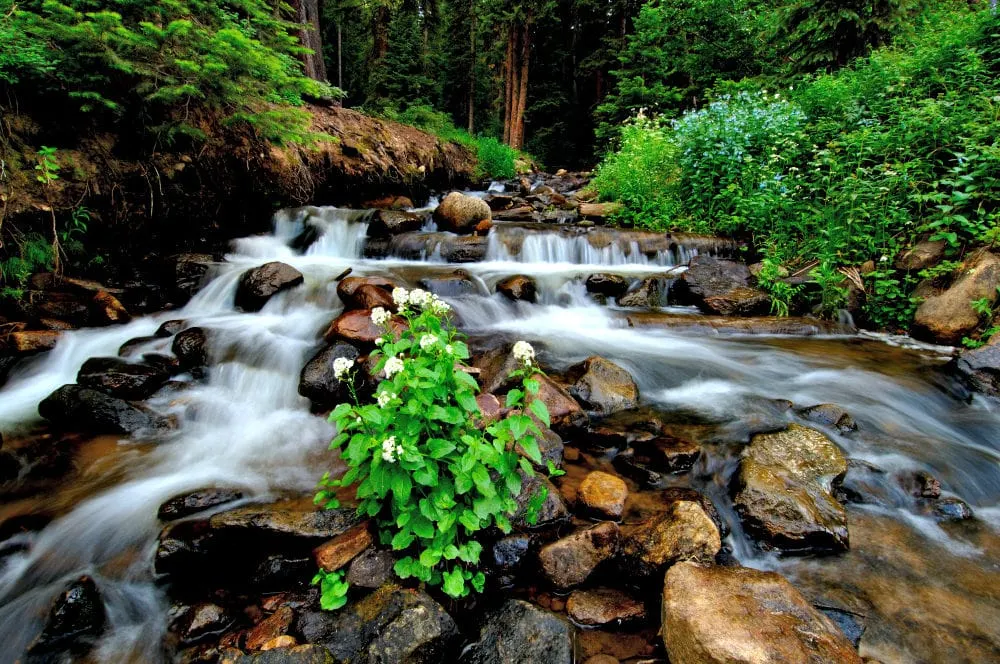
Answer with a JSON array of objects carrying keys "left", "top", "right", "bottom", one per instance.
[
  {"left": 585, "top": 273, "right": 629, "bottom": 298},
  {"left": 26, "top": 575, "right": 106, "bottom": 658},
  {"left": 158, "top": 488, "right": 246, "bottom": 521},
  {"left": 418, "top": 271, "right": 479, "bottom": 297},
  {"left": 619, "top": 499, "right": 721, "bottom": 578},
  {"left": 496, "top": 275, "right": 537, "bottom": 302},
  {"left": 433, "top": 192, "right": 491, "bottom": 234},
  {"left": 733, "top": 424, "right": 850, "bottom": 554},
  {"left": 172, "top": 326, "right": 209, "bottom": 369},
  {"left": 367, "top": 209, "right": 423, "bottom": 237},
  {"left": 661, "top": 562, "right": 863, "bottom": 664},
  {"left": 222, "top": 645, "right": 336, "bottom": 663},
  {"left": 954, "top": 334, "right": 1000, "bottom": 397},
  {"left": 798, "top": 403, "right": 858, "bottom": 433},
  {"left": 670, "top": 255, "right": 771, "bottom": 316},
  {"left": 566, "top": 356, "right": 639, "bottom": 416},
  {"left": 538, "top": 521, "right": 619, "bottom": 589},
  {"left": 460, "top": 599, "right": 573, "bottom": 664},
  {"left": 913, "top": 250, "right": 1000, "bottom": 345},
  {"left": 38, "top": 384, "right": 160, "bottom": 434},
  {"left": 336, "top": 276, "right": 398, "bottom": 306},
  {"left": 235, "top": 262, "right": 305, "bottom": 312}
]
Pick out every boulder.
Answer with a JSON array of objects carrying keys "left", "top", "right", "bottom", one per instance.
[
  {"left": 732, "top": 424, "right": 849, "bottom": 554},
  {"left": 156, "top": 320, "right": 186, "bottom": 337},
  {"left": 460, "top": 599, "right": 573, "bottom": 664},
  {"left": 313, "top": 522, "right": 372, "bottom": 572},
  {"left": 619, "top": 500, "right": 720, "bottom": 578},
  {"left": 578, "top": 202, "right": 622, "bottom": 220},
  {"left": 612, "top": 448, "right": 662, "bottom": 487},
  {"left": 418, "top": 271, "right": 479, "bottom": 297},
  {"left": 954, "top": 334, "right": 1000, "bottom": 397},
  {"left": 208, "top": 505, "right": 361, "bottom": 539},
  {"left": 77, "top": 356, "right": 170, "bottom": 399},
  {"left": 347, "top": 284, "right": 396, "bottom": 312},
  {"left": 323, "top": 310, "right": 404, "bottom": 348},
  {"left": 172, "top": 327, "right": 209, "bottom": 369},
  {"left": 487, "top": 534, "right": 533, "bottom": 586},
  {"left": 368, "top": 210, "right": 423, "bottom": 237},
  {"left": 566, "top": 356, "right": 639, "bottom": 416},
  {"left": 798, "top": 403, "right": 858, "bottom": 433},
  {"left": 619, "top": 276, "right": 665, "bottom": 308},
  {"left": 895, "top": 240, "right": 947, "bottom": 271},
  {"left": 38, "top": 384, "right": 159, "bottom": 434},
  {"left": 529, "top": 374, "right": 588, "bottom": 433},
  {"left": 346, "top": 549, "right": 396, "bottom": 589},
  {"left": 235, "top": 262, "right": 305, "bottom": 312},
  {"left": 472, "top": 344, "right": 521, "bottom": 394},
  {"left": 158, "top": 488, "right": 245, "bottom": 521},
  {"left": 497, "top": 275, "right": 537, "bottom": 303},
  {"left": 171, "top": 253, "right": 215, "bottom": 301},
  {"left": 585, "top": 273, "right": 629, "bottom": 299},
  {"left": 336, "top": 276, "right": 398, "bottom": 305},
  {"left": 91, "top": 291, "right": 131, "bottom": 324},
  {"left": 6, "top": 330, "right": 62, "bottom": 354},
  {"left": 577, "top": 471, "right": 628, "bottom": 520},
  {"left": 298, "top": 342, "right": 362, "bottom": 407},
  {"left": 27, "top": 575, "right": 106, "bottom": 657},
  {"left": 661, "top": 562, "right": 863, "bottom": 664},
  {"left": 512, "top": 473, "right": 569, "bottom": 530},
  {"left": 537, "top": 521, "right": 619, "bottom": 589},
  {"left": 363, "top": 195, "right": 414, "bottom": 210},
  {"left": 913, "top": 250, "right": 1000, "bottom": 345},
  {"left": 433, "top": 192, "right": 492, "bottom": 234},
  {"left": 296, "top": 585, "right": 459, "bottom": 664},
  {"left": 670, "top": 255, "right": 771, "bottom": 316},
  {"left": 584, "top": 407, "right": 664, "bottom": 450},
  {"left": 566, "top": 588, "right": 645, "bottom": 627},
  {"left": 34, "top": 293, "right": 91, "bottom": 326}
]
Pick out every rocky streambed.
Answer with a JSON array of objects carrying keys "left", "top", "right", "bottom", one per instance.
[{"left": 1, "top": 176, "right": 999, "bottom": 664}]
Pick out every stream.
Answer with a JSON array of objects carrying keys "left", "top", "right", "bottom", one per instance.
[{"left": 1, "top": 198, "right": 999, "bottom": 663}]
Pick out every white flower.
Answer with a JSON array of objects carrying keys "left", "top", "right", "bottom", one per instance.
[
  {"left": 430, "top": 298, "right": 451, "bottom": 314},
  {"left": 512, "top": 340, "right": 535, "bottom": 365},
  {"left": 384, "top": 356, "right": 405, "bottom": 379},
  {"left": 371, "top": 307, "right": 390, "bottom": 326},
  {"left": 375, "top": 336, "right": 386, "bottom": 346},
  {"left": 444, "top": 344, "right": 453, "bottom": 354},
  {"left": 392, "top": 287, "right": 410, "bottom": 308},
  {"left": 381, "top": 436, "right": 398, "bottom": 462},
  {"left": 356, "top": 417, "right": 362, "bottom": 425},
  {"left": 376, "top": 391, "right": 397, "bottom": 408},
  {"left": 420, "top": 334, "right": 438, "bottom": 350},
  {"left": 332, "top": 357, "right": 355, "bottom": 381}
]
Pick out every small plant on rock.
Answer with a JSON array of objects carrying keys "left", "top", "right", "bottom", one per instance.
[{"left": 315, "top": 288, "right": 551, "bottom": 604}]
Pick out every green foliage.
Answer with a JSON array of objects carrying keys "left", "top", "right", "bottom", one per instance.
[
  {"left": 312, "top": 569, "right": 350, "bottom": 611},
  {"left": 0, "top": 233, "right": 54, "bottom": 299},
  {"left": 34, "top": 146, "right": 59, "bottom": 184},
  {"left": 316, "top": 289, "right": 552, "bottom": 601},
  {"left": 474, "top": 137, "right": 517, "bottom": 180}
]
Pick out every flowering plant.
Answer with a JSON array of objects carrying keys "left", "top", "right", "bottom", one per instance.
[{"left": 315, "top": 288, "right": 551, "bottom": 600}]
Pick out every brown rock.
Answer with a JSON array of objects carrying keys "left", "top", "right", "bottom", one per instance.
[
  {"left": 497, "top": 275, "right": 537, "bottom": 303},
  {"left": 363, "top": 195, "right": 414, "bottom": 210},
  {"left": 662, "top": 562, "right": 863, "bottom": 664},
  {"left": 566, "top": 356, "right": 639, "bottom": 416},
  {"left": 529, "top": 373, "right": 588, "bottom": 433},
  {"left": 92, "top": 291, "right": 131, "bottom": 324},
  {"left": 324, "top": 309, "right": 405, "bottom": 347},
  {"left": 347, "top": 284, "right": 396, "bottom": 311},
  {"left": 671, "top": 255, "right": 771, "bottom": 316},
  {"left": 582, "top": 657, "right": 619, "bottom": 664},
  {"left": 620, "top": 500, "right": 720, "bottom": 578},
  {"left": 895, "top": 240, "right": 947, "bottom": 271},
  {"left": 798, "top": 403, "right": 858, "bottom": 433},
  {"left": 474, "top": 393, "right": 504, "bottom": 426},
  {"left": 368, "top": 209, "right": 423, "bottom": 237},
  {"left": 235, "top": 262, "right": 304, "bottom": 312},
  {"left": 577, "top": 471, "right": 628, "bottom": 520},
  {"left": 336, "top": 276, "right": 397, "bottom": 303},
  {"left": 313, "top": 522, "right": 372, "bottom": 572},
  {"left": 473, "top": 218, "right": 494, "bottom": 235},
  {"left": 433, "top": 192, "right": 491, "bottom": 234},
  {"left": 633, "top": 436, "right": 701, "bottom": 473},
  {"left": 579, "top": 202, "right": 622, "bottom": 220},
  {"left": 585, "top": 273, "right": 630, "bottom": 299},
  {"left": 260, "top": 635, "right": 298, "bottom": 650},
  {"left": 566, "top": 588, "right": 645, "bottom": 626},
  {"left": 913, "top": 250, "right": 1000, "bottom": 345},
  {"left": 245, "top": 606, "right": 294, "bottom": 651},
  {"left": 6, "top": 330, "right": 61, "bottom": 354},
  {"left": 537, "top": 521, "right": 619, "bottom": 590},
  {"left": 346, "top": 549, "right": 396, "bottom": 588}
]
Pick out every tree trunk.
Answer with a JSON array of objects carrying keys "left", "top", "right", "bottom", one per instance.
[
  {"left": 373, "top": 4, "right": 391, "bottom": 62},
  {"left": 293, "top": 0, "right": 327, "bottom": 82},
  {"left": 467, "top": 0, "right": 475, "bottom": 134},
  {"left": 511, "top": 16, "right": 531, "bottom": 150},
  {"left": 503, "top": 30, "right": 515, "bottom": 145}
]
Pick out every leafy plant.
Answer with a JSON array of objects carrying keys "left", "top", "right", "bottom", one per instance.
[
  {"left": 312, "top": 569, "right": 350, "bottom": 611},
  {"left": 315, "top": 288, "right": 552, "bottom": 602}
]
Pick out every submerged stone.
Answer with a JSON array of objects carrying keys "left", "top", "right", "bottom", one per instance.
[{"left": 460, "top": 599, "right": 573, "bottom": 664}]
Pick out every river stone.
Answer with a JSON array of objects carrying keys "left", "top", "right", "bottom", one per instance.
[
  {"left": 578, "top": 202, "right": 622, "bottom": 220},
  {"left": 619, "top": 276, "right": 665, "bottom": 308},
  {"left": 323, "top": 309, "right": 405, "bottom": 347},
  {"left": 433, "top": 191, "right": 491, "bottom": 234},
  {"left": 171, "top": 253, "right": 215, "bottom": 301},
  {"left": 418, "top": 271, "right": 478, "bottom": 297},
  {"left": 336, "top": 276, "right": 398, "bottom": 304},
  {"left": 913, "top": 250, "right": 1000, "bottom": 345},
  {"left": 39, "top": 384, "right": 159, "bottom": 434},
  {"left": 566, "top": 356, "right": 639, "bottom": 416},
  {"left": 346, "top": 549, "right": 396, "bottom": 589},
  {"left": 27, "top": 575, "right": 106, "bottom": 658},
  {"left": 253, "top": 555, "right": 314, "bottom": 590},
  {"left": 585, "top": 273, "right": 629, "bottom": 299},
  {"left": 347, "top": 284, "right": 396, "bottom": 311},
  {"left": 612, "top": 447, "right": 662, "bottom": 487},
  {"left": 472, "top": 344, "right": 522, "bottom": 394},
  {"left": 661, "top": 562, "right": 863, "bottom": 664},
  {"left": 895, "top": 240, "right": 948, "bottom": 271},
  {"left": 577, "top": 470, "right": 628, "bottom": 520},
  {"left": 209, "top": 505, "right": 361, "bottom": 540},
  {"left": 670, "top": 255, "right": 771, "bottom": 316},
  {"left": 158, "top": 488, "right": 245, "bottom": 521},
  {"left": 497, "top": 275, "right": 537, "bottom": 302},
  {"left": 488, "top": 533, "right": 533, "bottom": 586},
  {"left": 955, "top": 335, "right": 1000, "bottom": 397},
  {"left": 512, "top": 473, "right": 569, "bottom": 530},
  {"left": 6, "top": 330, "right": 62, "bottom": 354},
  {"left": 225, "top": 645, "right": 336, "bottom": 664},
  {"left": 245, "top": 605, "right": 295, "bottom": 651},
  {"left": 298, "top": 342, "right": 361, "bottom": 407},
  {"left": 172, "top": 327, "right": 209, "bottom": 369},
  {"left": 584, "top": 407, "right": 665, "bottom": 449},
  {"left": 931, "top": 496, "right": 974, "bottom": 521},
  {"left": 619, "top": 500, "right": 720, "bottom": 578},
  {"left": 92, "top": 290, "right": 131, "bottom": 324},
  {"left": 76, "top": 356, "right": 171, "bottom": 399},
  {"left": 566, "top": 588, "right": 645, "bottom": 627},
  {"left": 798, "top": 403, "right": 858, "bottom": 433},
  {"left": 368, "top": 209, "right": 423, "bottom": 237},
  {"left": 156, "top": 320, "right": 186, "bottom": 337},
  {"left": 538, "top": 521, "right": 619, "bottom": 589},
  {"left": 363, "top": 195, "right": 415, "bottom": 210},
  {"left": 632, "top": 436, "right": 701, "bottom": 473},
  {"left": 460, "top": 599, "right": 573, "bottom": 664},
  {"left": 313, "top": 522, "right": 372, "bottom": 572},
  {"left": 733, "top": 424, "right": 849, "bottom": 554},
  {"left": 172, "top": 601, "right": 234, "bottom": 645},
  {"left": 235, "top": 262, "right": 305, "bottom": 312},
  {"left": 530, "top": 373, "right": 588, "bottom": 433},
  {"left": 296, "top": 584, "right": 459, "bottom": 663}
]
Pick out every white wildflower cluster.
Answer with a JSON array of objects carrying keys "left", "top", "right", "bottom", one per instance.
[
  {"left": 390, "top": 287, "right": 451, "bottom": 314},
  {"left": 383, "top": 355, "right": 405, "bottom": 379},
  {"left": 371, "top": 307, "right": 391, "bottom": 326},
  {"left": 420, "top": 334, "right": 438, "bottom": 350},
  {"left": 332, "top": 357, "right": 355, "bottom": 381},
  {"left": 376, "top": 390, "right": 397, "bottom": 408},
  {"left": 512, "top": 341, "right": 535, "bottom": 366},
  {"left": 381, "top": 436, "right": 404, "bottom": 463}
]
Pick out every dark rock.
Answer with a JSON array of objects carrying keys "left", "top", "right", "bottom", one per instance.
[
  {"left": 6, "top": 330, "right": 62, "bottom": 354},
  {"left": 798, "top": 403, "right": 858, "bottom": 433},
  {"left": 670, "top": 255, "right": 771, "bottom": 316},
  {"left": 228, "top": 644, "right": 336, "bottom": 663},
  {"left": 898, "top": 470, "right": 941, "bottom": 499},
  {"left": 584, "top": 407, "right": 664, "bottom": 449},
  {"left": 433, "top": 192, "right": 491, "bottom": 234},
  {"left": 343, "top": 284, "right": 395, "bottom": 312},
  {"left": 208, "top": 505, "right": 361, "bottom": 539},
  {"left": 91, "top": 290, "right": 131, "bottom": 324},
  {"left": 818, "top": 606, "right": 867, "bottom": 649},
  {"left": 632, "top": 436, "right": 701, "bottom": 473},
  {"left": 955, "top": 337, "right": 1000, "bottom": 397},
  {"left": 460, "top": 599, "right": 573, "bottom": 664},
  {"left": 472, "top": 344, "right": 521, "bottom": 394},
  {"left": 931, "top": 496, "right": 974, "bottom": 521},
  {"left": 418, "top": 271, "right": 479, "bottom": 297},
  {"left": 298, "top": 342, "right": 362, "bottom": 407},
  {"left": 512, "top": 473, "right": 569, "bottom": 530},
  {"left": 488, "top": 534, "right": 533, "bottom": 586},
  {"left": 619, "top": 500, "right": 721, "bottom": 578},
  {"left": 346, "top": 549, "right": 396, "bottom": 589},
  {"left": 619, "top": 276, "right": 666, "bottom": 308},
  {"left": 245, "top": 605, "right": 295, "bottom": 651},
  {"left": 27, "top": 575, "right": 106, "bottom": 657},
  {"left": 254, "top": 555, "right": 314, "bottom": 590},
  {"left": 156, "top": 320, "right": 187, "bottom": 337},
  {"left": 172, "top": 254, "right": 215, "bottom": 301},
  {"left": 497, "top": 275, "right": 537, "bottom": 303},
  {"left": 77, "top": 356, "right": 170, "bottom": 399},
  {"left": 612, "top": 448, "right": 661, "bottom": 487},
  {"left": 517, "top": 426, "right": 563, "bottom": 470},
  {"left": 235, "top": 262, "right": 305, "bottom": 312},
  {"left": 585, "top": 273, "right": 629, "bottom": 298},
  {"left": 296, "top": 585, "right": 459, "bottom": 663},
  {"left": 368, "top": 210, "right": 423, "bottom": 237},
  {"left": 39, "top": 384, "right": 159, "bottom": 434},
  {"left": 172, "top": 602, "right": 234, "bottom": 645},
  {"left": 118, "top": 336, "right": 160, "bottom": 358},
  {"left": 537, "top": 521, "right": 619, "bottom": 590},
  {"left": 173, "top": 327, "right": 209, "bottom": 369},
  {"left": 566, "top": 356, "right": 639, "bottom": 416},
  {"left": 158, "top": 488, "right": 245, "bottom": 521},
  {"left": 336, "top": 276, "right": 398, "bottom": 305},
  {"left": 566, "top": 588, "right": 645, "bottom": 627},
  {"left": 324, "top": 310, "right": 405, "bottom": 348},
  {"left": 484, "top": 194, "right": 514, "bottom": 211},
  {"left": 35, "top": 294, "right": 91, "bottom": 326}
]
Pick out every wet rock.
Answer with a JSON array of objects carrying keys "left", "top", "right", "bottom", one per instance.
[
  {"left": 566, "top": 356, "right": 639, "bottom": 416},
  {"left": 336, "top": 276, "right": 398, "bottom": 305},
  {"left": 324, "top": 309, "right": 404, "bottom": 348},
  {"left": 209, "top": 505, "right": 361, "bottom": 540},
  {"left": 472, "top": 344, "right": 522, "bottom": 394},
  {"left": 517, "top": 426, "right": 564, "bottom": 470},
  {"left": 577, "top": 471, "right": 628, "bottom": 520},
  {"left": 118, "top": 335, "right": 160, "bottom": 358},
  {"left": 92, "top": 290, "right": 131, "bottom": 324},
  {"left": 253, "top": 555, "right": 314, "bottom": 590},
  {"left": 418, "top": 271, "right": 478, "bottom": 297},
  {"left": 619, "top": 276, "right": 665, "bottom": 308},
  {"left": 954, "top": 336, "right": 1000, "bottom": 397},
  {"left": 732, "top": 424, "right": 849, "bottom": 554},
  {"left": 537, "top": 521, "right": 619, "bottom": 589},
  {"left": 227, "top": 644, "right": 336, "bottom": 663},
  {"left": 363, "top": 195, "right": 414, "bottom": 210},
  {"left": 245, "top": 606, "right": 294, "bottom": 651},
  {"left": 632, "top": 436, "right": 701, "bottom": 473},
  {"left": 39, "top": 384, "right": 159, "bottom": 434},
  {"left": 460, "top": 599, "right": 573, "bottom": 664},
  {"left": 670, "top": 255, "right": 771, "bottom": 316},
  {"left": 625, "top": 312, "right": 844, "bottom": 336},
  {"left": 297, "top": 584, "right": 459, "bottom": 663},
  {"left": 474, "top": 393, "right": 504, "bottom": 426},
  {"left": 172, "top": 253, "right": 215, "bottom": 301},
  {"left": 298, "top": 342, "right": 361, "bottom": 407},
  {"left": 34, "top": 293, "right": 91, "bottom": 326},
  {"left": 261, "top": 635, "right": 299, "bottom": 650},
  {"left": 662, "top": 562, "right": 863, "bottom": 664},
  {"left": 157, "top": 320, "right": 186, "bottom": 337},
  {"left": 497, "top": 275, "right": 537, "bottom": 303},
  {"left": 585, "top": 273, "right": 629, "bottom": 298},
  {"left": 913, "top": 250, "right": 1000, "bottom": 345},
  {"left": 898, "top": 469, "right": 942, "bottom": 499},
  {"left": 612, "top": 448, "right": 661, "bottom": 487},
  {"left": 235, "top": 262, "right": 305, "bottom": 312},
  {"left": 368, "top": 210, "right": 423, "bottom": 237},
  {"left": 619, "top": 500, "right": 720, "bottom": 578},
  {"left": 313, "top": 522, "right": 372, "bottom": 572},
  {"left": 488, "top": 534, "right": 533, "bottom": 586},
  {"left": 77, "top": 356, "right": 170, "bottom": 399},
  {"left": 158, "top": 488, "right": 246, "bottom": 521},
  {"left": 895, "top": 240, "right": 948, "bottom": 271},
  {"left": 173, "top": 327, "right": 209, "bottom": 369},
  {"left": 512, "top": 473, "right": 569, "bottom": 530},
  {"left": 661, "top": 488, "right": 729, "bottom": 538},
  {"left": 173, "top": 602, "right": 234, "bottom": 645},
  {"left": 578, "top": 202, "right": 621, "bottom": 221},
  {"left": 798, "top": 403, "right": 858, "bottom": 433},
  {"left": 27, "top": 575, "right": 106, "bottom": 657},
  {"left": 818, "top": 606, "right": 867, "bottom": 649},
  {"left": 6, "top": 330, "right": 62, "bottom": 354},
  {"left": 347, "top": 284, "right": 396, "bottom": 311},
  {"left": 931, "top": 496, "right": 974, "bottom": 521},
  {"left": 529, "top": 374, "right": 588, "bottom": 433},
  {"left": 584, "top": 407, "right": 664, "bottom": 449},
  {"left": 492, "top": 205, "right": 535, "bottom": 221},
  {"left": 346, "top": 549, "right": 396, "bottom": 589},
  {"left": 566, "top": 588, "right": 645, "bottom": 627},
  {"left": 485, "top": 194, "right": 515, "bottom": 211},
  {"left": 433, "top": 192, "right": 491, "bottom": 234}
]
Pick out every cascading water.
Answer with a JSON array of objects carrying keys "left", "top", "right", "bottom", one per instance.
[{"left": 1, "top": 203, "right": 999, "bottom": 663}]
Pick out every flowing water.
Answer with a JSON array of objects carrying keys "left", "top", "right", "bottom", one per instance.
[{"left": 1, "top": 201, "right": 999, "bottom": 662}]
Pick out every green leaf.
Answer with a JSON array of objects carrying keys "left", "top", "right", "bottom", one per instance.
[
  {"left": 419, "top": 547, "right": 443, "bottom": 567},
  {"left": 391, "top": 471, "right": 412, "bottom": 504},
  {"left": 456, "top": 390, "right": 480, "bottom": 413},
  {"left": 442, "top": 566, "right": 466, "bottom": 598},
  {"left": 459, "top": 509, "right": 481, "bottom": 532},
  {"left": 455, "top": 370, "right": 480, "bottom": 391},
  {"left": 427, "top": 438, "right": 456, "bottom": 459},
  {"left": 518, "top": 434, "right": 542, "bottom": 464},
  {"left": 523, "top": 378, "right": 540, "bottom": 395},
  {"left": 411, "top": 515, "right": 435, "bottom": 539},
  {"left": 391, "top": 529, "right": 415, "bottom": 550},
  {"left": 470, "top": 571, "right": 486, "bottom": 592},
  {"left": 505, "top": 389, "right": 524, "bottom": 408},
  {"left": 528, "top": 399, "right": 550, "bottom": 428},
  {"left": 509, "top": 414, "right": 531, "bottom": 440}
]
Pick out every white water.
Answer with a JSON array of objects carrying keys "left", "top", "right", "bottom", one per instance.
[{"left": 1, "top": 204, "right": 999, "bottom": 662}]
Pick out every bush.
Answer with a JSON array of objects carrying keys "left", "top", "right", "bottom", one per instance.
[{"left": 315, "top": 288, "right": 554, "bottom": 602}]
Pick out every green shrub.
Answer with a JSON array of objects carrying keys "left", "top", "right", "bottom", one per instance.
[
  {"left": 474, "top": 137, "right": 517, "bottom": 181},
  {"left": 315, "top": 287, "right": 553, "bottom": 602}
]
